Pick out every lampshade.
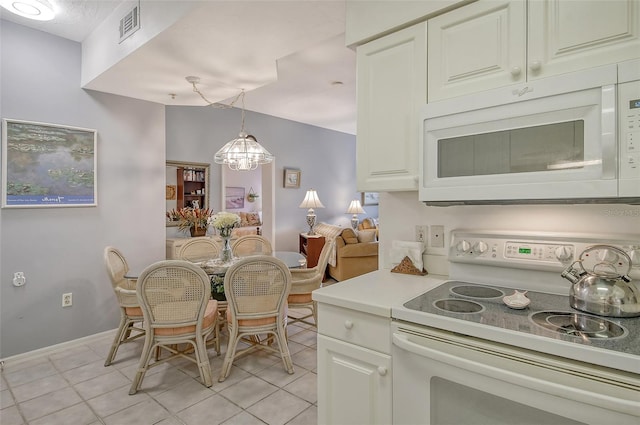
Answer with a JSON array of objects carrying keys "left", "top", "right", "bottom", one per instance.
[
  {"left": 346, "top": 199, "right": 365, "bottom": 229},
  {"left": 0, "top": 0, "right": 55, "bottom": 20},
  {"left": 299, "top": 189, "right": 325, "bottom": 209},
  {"left": 299, "top": 189, "right": 324, "bottom": 235},
  {"left": 346, "top": 200, "right": 365, "bottom": 215},
  {"left": 214, "top": 132, "right": 274, "bottom": 171},
  {"left": 185, "top": 77, "right": 274, "bottom": 172}
]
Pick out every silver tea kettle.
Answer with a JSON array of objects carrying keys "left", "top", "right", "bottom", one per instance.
[{"left": 560, "top": 245, "right": 640, "bottom": 318}]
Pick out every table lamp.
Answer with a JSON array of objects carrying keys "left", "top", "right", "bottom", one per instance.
[
  {"left": 346, "top": 199, "right": 365, "bottom": 229},
  {"left": 299, "top": 189, "right": 325, "bottom": 235}
]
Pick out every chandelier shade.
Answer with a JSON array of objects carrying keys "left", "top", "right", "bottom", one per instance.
[
  {"left": 186, "top": 76, "right": 274, "bottom": 172},
  {"left": 214, "top": 132, "right": 274, "bottom": 171}
]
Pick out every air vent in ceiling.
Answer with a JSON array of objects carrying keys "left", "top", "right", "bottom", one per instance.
[{"left": 119, "top": 4, "right": 140, "bottom": 43}]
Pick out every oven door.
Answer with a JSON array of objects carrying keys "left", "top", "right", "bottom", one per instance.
[
  {"left": 392, "top": 322, "right": 640, "bottom": 425},
  {"left": 419, "top": 66, "right": 619, "bottom": 203}
]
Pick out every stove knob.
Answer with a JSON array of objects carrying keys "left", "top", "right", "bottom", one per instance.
[
  {"left": 475, "top": 241, "right": 488, "bottom": 254},
  {"left": 554, "top": 246, "right": 573, "bottom": 262},
  {"left": 457, "top": 240, "right": 471, "bottom": 253}
]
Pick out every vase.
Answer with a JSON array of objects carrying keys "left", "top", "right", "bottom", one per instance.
[
  {"left": 219, "top": 235, "right": 232, "bottom": 263},
  {"left": 190, "top": 226, "right": 207, "bottom": 237}
]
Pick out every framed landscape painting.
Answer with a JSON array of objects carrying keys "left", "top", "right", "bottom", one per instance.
[
  {"left": 2, "top": 119, "right": 97, "bottom": 208},
  {"left": 225, "top": 186, "right": 245, "bottom": 209},
  {"left": 361, "top": 192, "right": 379, "bottom": 206}
]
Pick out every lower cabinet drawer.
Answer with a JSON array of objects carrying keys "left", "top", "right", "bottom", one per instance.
[{"left": 317, "top": 303, "right": 391, "bottom": 354}]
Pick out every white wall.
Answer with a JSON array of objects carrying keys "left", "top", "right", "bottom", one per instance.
[{"left": 0, "top": 21, "right": 166, "bottom": 358}]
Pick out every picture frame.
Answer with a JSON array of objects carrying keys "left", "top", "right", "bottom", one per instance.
[
  {"left": 225, "top": 186, "right": 245, "bottom": 209},
  {"left": 361, "top": 192, "right": 379, "bottom": 206},
  {"left": 2, "top": 119, "right": 97, "bottom": 208},
  {"left": 283, "top": 168, "right": 301, "bottom": 188}
]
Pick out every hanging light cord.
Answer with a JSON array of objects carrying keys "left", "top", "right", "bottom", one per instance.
[{"left": 188, "top": 78, "right": 246, "bottom": 132}]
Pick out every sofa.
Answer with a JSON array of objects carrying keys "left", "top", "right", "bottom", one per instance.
[
  {"left": 314, "top": 220, "right": 379, "bottom": 281},
  {"left": 231, "top": 211, "right": 262, "bottom": 237}
]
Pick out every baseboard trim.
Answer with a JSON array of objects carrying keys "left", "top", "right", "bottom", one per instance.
[{"left": 1, "top": 329, "right": 117, "bottom": 369}]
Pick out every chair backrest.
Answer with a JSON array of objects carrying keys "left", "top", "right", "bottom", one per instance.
[
  {"left": 137, "top": 260, "right": 210, "bottom": 330},
  {"left": 104, "top": 246, "right": 130, "bottom": 290},
  {"left": 224, "top": 256, "right": 291, "bottom": 322},
  {"left": 290, "top": 242, "right": 332, "bottom": 294},
  {"left": 232, "top": 235, "right": 273, "bottom": 257},
  {"left": 178, "top": 238, "right": 220, "bottom": 262}
]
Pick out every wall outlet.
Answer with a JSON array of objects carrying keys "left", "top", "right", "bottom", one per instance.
[
  {"left": 415, "top": 225, "right": 428, "bottom": 244},
  {"left": 62, "top": 293, "right": 73, "bottom": 308},
  {"left": 12, "top": 272, "right": 26, "bottom": 287},
  {"left": 430, "top": 225, "right": 445, "bottom": 248}
]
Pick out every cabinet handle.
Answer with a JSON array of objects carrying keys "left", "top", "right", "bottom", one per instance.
[
  {"left": 510, "top": 66, "right": 521, "bottom": 77},
  {"left": 344, "top": 320, "right": 354, "bottom": 330},
  {"left": 377, "top": 366, "right": 388, "bottom": 376},
  {"left": 529, "top": 60, "right": 541, "bottom": 72}
]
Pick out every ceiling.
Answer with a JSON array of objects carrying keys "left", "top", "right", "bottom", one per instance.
[{"left": 1, "top": 0, "right": 357, "bottom": 134}]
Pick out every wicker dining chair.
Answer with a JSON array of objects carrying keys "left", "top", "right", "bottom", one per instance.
[
  {"left": 129, "top": 260, "right": 220, "bottom": 395},
  {"left": 103, "top": 246, "right": 145, "bottom": 367},
  {"left": 178, "top": 238, "right": 220, "bottom": 262},
  {"left": 288, "top": 241, "right": 332, "bottom": 326},
  {"left": 219, "top": 255, "right": 294, "bottom": 382},
  {"left": 231, "top": 235, "right": 273, "bottom": 257}
]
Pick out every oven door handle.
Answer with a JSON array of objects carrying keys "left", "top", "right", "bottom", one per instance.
[{"left": 392, "top": 332, "right": 640, "bottom": 417}]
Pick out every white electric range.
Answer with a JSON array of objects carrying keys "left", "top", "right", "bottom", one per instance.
[{"left": 391, "top": 230, "right": 640, "bottom": 425}]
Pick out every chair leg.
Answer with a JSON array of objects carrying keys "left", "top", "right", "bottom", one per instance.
[
  {"left": 218, "top": 326, "right": 239, "bottom": 382},
  {"left": 194, "top": 336, "right": 213, "bottom": 387},
  {"left": 276, "top": 325, "right": 295, "bottom": 374},
  {"left": 129, "top": 333, "right": 155, "bottom": 395},
  {"left": 104, "top": 313, "right": 128, "bottom": 366}
]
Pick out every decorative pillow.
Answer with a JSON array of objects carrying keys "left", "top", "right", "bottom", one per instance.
[
  {"left": 239, "top": 212, "right": 248, "bottom": 227},
  {"left": 358, "top": 217, "right": 376, "bottom": 230},
  {"left": 357, "top": 229, "right": 377, "bottom": 243},
  {"left": 341, "top": 228, "right": 358, "bottom": 244},
  {"left": 245, "top": 212, "right": 261, "bottom": 226}
]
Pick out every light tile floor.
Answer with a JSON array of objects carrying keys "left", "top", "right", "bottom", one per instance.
[{"left": 0, "top": 310, "right": 319, "bottom": 425}]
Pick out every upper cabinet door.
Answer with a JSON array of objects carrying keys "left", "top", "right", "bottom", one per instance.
[
  {"left": 427, "top": 0, "right": 526, "bottom": 102},
  {"left": 528, "top": 0, "right": 640, "bottom": 80},
  {"left": 356, "top": 22, "right": 427, "bottom": 191}
]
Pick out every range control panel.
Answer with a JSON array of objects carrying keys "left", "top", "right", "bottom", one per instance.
[{"left": 449, "top": 230, "right": 640, "bottom": 273}]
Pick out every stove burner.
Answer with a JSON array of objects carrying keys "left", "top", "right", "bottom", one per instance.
[
  {"left": 434, "top": 299, "right": 484, "bottom": 314},
  {"left": 530, "top": 311, "right": 628, "bottom": 340},
  {"left": 450, "top": 285, "right": 505, "bottom": 299}
]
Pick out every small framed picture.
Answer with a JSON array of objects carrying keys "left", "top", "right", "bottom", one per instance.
[
  {"left": 361, "top": 192, "right": 379, "bottom": 206},
  {"left": 225, "top": 186, "right": 245, "bottom": 209},
  {"left": 283, "top": 168, "right": 301, "bottom": 188}
]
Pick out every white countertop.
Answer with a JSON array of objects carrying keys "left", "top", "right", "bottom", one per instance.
[{"left": 312, "top": 270, "right": 447, "bottom": 317}]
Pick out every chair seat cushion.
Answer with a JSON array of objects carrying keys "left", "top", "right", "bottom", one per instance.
[
  {"left": 226, "top": 308, "right": 276, "bottom": 326},
  {"left": 288, "top": 293, "right": 312, "bottom": 304},
  {"left": 125, "top": 306, "right": 143, "bottom": 317},
  {"left": 155, "top": 300, "right": 218, "bottom": 336}
]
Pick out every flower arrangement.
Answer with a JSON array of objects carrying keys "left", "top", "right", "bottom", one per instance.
[
  {"left": 166, "top": 209, "right": 181, "bottom": 222},
  {"left": 176, "top": 208, "right": 213, "bottom": 233},
  {"left": 208, "top": 211, "right": 241, "bottom": 237}
]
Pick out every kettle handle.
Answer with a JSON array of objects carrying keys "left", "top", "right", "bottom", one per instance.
[{"left": 560, "top": 261, "right": 586, "bottom": 284}]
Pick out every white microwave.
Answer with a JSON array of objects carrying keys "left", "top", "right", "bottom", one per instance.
[{"left": 419, "top": 60, "right": 640, "bottom": 205}]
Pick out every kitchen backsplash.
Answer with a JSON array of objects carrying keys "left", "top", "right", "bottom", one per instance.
[{"left": 379, "top": 191, "right": 640, "bottom": 275}]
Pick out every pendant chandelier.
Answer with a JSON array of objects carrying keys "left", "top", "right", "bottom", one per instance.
[{"left": 186, "top": 76, "right": 274, "bottom": 171}]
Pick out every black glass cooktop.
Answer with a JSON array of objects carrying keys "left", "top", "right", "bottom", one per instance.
[{"left": 403, "top": 280, "right": 640, "bottom": 356}]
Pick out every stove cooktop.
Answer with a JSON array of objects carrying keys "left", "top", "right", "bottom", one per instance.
[{"left": 402, "top": 280, "right": 640, "bottom": 356}]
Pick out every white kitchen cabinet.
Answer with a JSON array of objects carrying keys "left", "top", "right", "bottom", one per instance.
[
  {"left": 356, "top": 22, "right": 427, "bottom": 191},
  {"left": 316, "top": 303, "right": 392, "bottom": 424},
  {"left": 318, "top": 335, "right": 392, "bottom": 425},
  {"left": 427, "top": 0, "right": 526, "bottom": 101},
  {"left": 428, "top": 0, "right": 640, "bottom": 101}
]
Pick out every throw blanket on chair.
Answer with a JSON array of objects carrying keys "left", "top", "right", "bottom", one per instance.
[{"left": 313, "top": 223, "right": 344, "bottom": 267}]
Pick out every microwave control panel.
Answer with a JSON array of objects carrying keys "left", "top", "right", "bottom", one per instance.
[{"left": 619, "top": 79, "right": 640, "bottom": 184}]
